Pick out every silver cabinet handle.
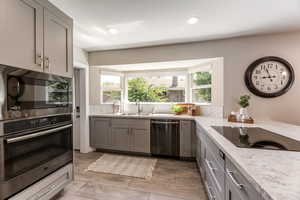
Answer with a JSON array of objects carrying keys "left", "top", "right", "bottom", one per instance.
[
  {"left": 207, "top": 186, "right": 216, "bottom": 200},
  {"left": 6, "top": 124, "right": 72, "bottom": 143},
  {"left": 44, "top": 57, "right": 50, "bottom": 70},
  {"left": 226, "top": 169, "right": 244, "bottom": 190},
  {"left": 36, "top": 54, "right": 43, "bottom": 67},
  {"left": 205, "top": 159, "right": 217, "bottom": 172}
]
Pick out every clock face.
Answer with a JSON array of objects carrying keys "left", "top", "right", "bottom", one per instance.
[
  {"left": 245, "top": 57, "right": 294, "bottom": 98},
  {"left": 251, "top": 61, "right": 290, "bottom": 93}
]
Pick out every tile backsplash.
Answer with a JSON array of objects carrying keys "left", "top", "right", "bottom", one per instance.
[{"left": 89, "top": 104, "right": 224, "bottom": 118}]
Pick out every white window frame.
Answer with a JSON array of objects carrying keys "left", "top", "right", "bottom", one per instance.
[
  {"left": 125, "top": 70, "right": 188, "bottom": 104},
  {"left": 189, "top": 66, "right": 213, "bottom": 105},
  {"left": 100, "top": 71, "right": 124, "bottom": 104},
  {"left": 98, "top": 59, "right": 221, "bottom": 106}
]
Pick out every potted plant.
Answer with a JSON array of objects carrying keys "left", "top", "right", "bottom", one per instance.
[
  {"left": 238, "top": 95, "right": 251, "bottom": 120},
  {"left": 172, "top": 105, "right": 184, "bottom": 115}
]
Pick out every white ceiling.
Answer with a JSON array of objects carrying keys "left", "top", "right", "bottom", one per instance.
[{"left": 49, "top": 0, "right": 300, "bottom": 52}]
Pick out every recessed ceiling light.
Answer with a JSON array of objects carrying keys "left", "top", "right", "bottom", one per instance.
[
  {"left": 93, "top": 26, "right": 108, "bottom": 35},
  {"left": 187, "top": 17, "right": 199, "bottom": 25},
  {"left": 108, "top": 28, "right": 118, "bottom": 35}
]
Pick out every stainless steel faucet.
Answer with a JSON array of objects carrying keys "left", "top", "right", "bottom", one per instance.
[{"left": 136, "top": 101, "right": 143, "bottom": 115}]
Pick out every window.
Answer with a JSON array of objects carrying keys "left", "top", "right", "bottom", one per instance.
[
  {"left": 101, "top": 74, "right": 122, "bottom": 103},
  {"left": 127, "top": 75, "right": 186, "bottom": 103},
  {"left": 191, "top": 71, "right": 212, "bottom": 104}
]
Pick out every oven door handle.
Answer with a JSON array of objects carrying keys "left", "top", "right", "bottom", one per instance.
[{"left": 6, "top": 124, "right": 72, "bottom": 144}]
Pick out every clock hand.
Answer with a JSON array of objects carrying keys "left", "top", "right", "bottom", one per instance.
[
  {"left": 262, "top": 76, "right": 276, "bottom": 79},
  {"left": 265, "top": 69, "right": 273, "bottom": 82}
]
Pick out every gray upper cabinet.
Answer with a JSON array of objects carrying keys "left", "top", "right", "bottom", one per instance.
[
  {"left": 0, "top": 0, "right": 73, "bottom": 77},
  {"left": 0, "top": 0, "right": 44, "bottom": 71},
  {"left": 90, "top": 118, "right": 112, "bottom": 149},
  {"left": 44, "top": 8, "right": 73, "bottom": 78}
]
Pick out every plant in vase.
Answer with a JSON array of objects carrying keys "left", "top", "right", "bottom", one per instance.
[
  {"left": 238, "top": 95, "right": 251, "bottom": 120},
  {"left": 172, "top": 105, "right": 184, "bottom": 115}
]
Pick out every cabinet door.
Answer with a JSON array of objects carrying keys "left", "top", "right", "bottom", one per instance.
[
  {"left": 111, "top": 128, "right": 131, "bottom": 151},
  {"left": 131, "top": 129, "right": 150, "bottom": 153},
  {"left": 225, "top": 160, "right": 260, "bottom": 200},
  {"left": 226, "top": 177, "right": 245, "bottom": 200},
  {"left": 90, "top": 118, "right": 111, "bottom": 149},
  {"left": 44, "top": 9, "right": 73, "bottom": 78},
  {"left": 196, "top": 134, "right": 201, "bottom": 168},
  {"left": 180, "top": 120, "right": 192, "bottom": 157},
  {"left": 0, "top": 0, "right": 43, "bottom": 71}
]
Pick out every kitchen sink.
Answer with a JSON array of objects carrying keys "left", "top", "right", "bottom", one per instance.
[
  {"left": 150, "top": 113, "right": 175, "bottom": 117},
  {"left": 117, "top": 113, "right": 151, "bottom": 116}
]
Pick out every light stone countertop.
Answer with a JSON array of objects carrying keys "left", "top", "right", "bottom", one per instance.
[
  {"left": 89, "top": 113, "right": 300, "bottom": 200},
  {"left": 89, "top": 113, "right": 195, "bottom": 120},
  {"left": 194, "top": 117, "right": 300, "bottom": 200}
]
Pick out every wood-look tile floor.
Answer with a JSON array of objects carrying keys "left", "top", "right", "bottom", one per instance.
[{"left": 54, "top": 151, "right": 208, "bottom": 200}]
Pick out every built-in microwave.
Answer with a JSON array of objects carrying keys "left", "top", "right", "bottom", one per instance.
[{"left": 0, "top": 65, "right": 72, "bottom": 120}]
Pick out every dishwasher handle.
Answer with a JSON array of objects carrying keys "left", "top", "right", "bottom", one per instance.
[{"left": 151, "top": 121, "right": 179, "bottom": 125}]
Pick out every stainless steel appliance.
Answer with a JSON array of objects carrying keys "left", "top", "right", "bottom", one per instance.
[
  {"left": 0, "top": 65, "right": 72, "bottom": 121},
  {"left": 212, "top": 126, "right": 300, "bottom": 151},
  {"left": 0, "top": 114, "right": 73, "bottom": 199},
  {"left": 151, "top": 120, "right": 180, "bottom": 157}
]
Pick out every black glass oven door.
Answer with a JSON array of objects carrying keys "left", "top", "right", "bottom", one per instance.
[
  {"left": 3, "top": 125, "right": 73, "bottom": 181},
  {"left": 7, "top": 75, "right": 71, "bottom": 110}
]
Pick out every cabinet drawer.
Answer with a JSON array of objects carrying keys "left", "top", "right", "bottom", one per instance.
[
  {"left": 205, "top": 134, "right": 225, "bottom": 168},
  {"left": 111, "top": 119, "right": 150, "bottom": 129},
  {"left": 205, "top": 166, "right": 223, "bottom": 200},
  {"left": 225, "top": 159, "right": 260, "bottom": 200},
  {"left": 205, "top": 148, "right": 225, "bottom": 199},
  {"left": 10, "top": 164, "right": 72, "bottom": 200}
]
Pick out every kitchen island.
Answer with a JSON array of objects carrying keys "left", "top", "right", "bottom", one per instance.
[{"left": 195, "top": 117, "right": 300, "bottom": 200}]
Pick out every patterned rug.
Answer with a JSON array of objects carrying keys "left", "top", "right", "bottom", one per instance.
[{"left": 86, "top": 154, "right": 157, "bottom": 180}]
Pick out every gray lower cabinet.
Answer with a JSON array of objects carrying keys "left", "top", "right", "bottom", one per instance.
[
  {"left": 225, "top": 159, "right": 260, "bottom": 200},
  {"left": 196, "top": 134, "right": 201, "bottom": 167},
  {"left": 196, "top": 123, "right": 261, "bottom": 200},
  {"left": 180, "top": 120, "right": 195, "bottom": 158},
  {"left": 196, "top": 123, "right": 207, "bottom": 177},
  {"left": 90, "top": 117, "right": 150, "bottom": 154},
  {"left": 111, "top": 127, "right": 131, "bottom": 151},
  {"left": 205, "top": 166, "right": 223, "bottom": 200},
  {"left": 131, "top": 128, "right": 150, "bottom": 153},
  {"left": 90, "top": 118, "right": 112, "bottom": 149}
]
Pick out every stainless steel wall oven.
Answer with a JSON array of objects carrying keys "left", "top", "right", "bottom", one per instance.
[{"left": 0, "top": 114, "right": 73, "bottom": 199}]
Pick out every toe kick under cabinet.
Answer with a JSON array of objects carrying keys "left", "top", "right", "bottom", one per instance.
[
  {"left": 90, "top": 117, "right": 151, "bottom": 154},
  {"left": 196, "top": 123, "right": 262, "bottom": 200}
]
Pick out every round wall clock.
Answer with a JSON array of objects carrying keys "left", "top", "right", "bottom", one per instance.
[{"left": 245, "top": 56, "right": 294, "bottom": 98}]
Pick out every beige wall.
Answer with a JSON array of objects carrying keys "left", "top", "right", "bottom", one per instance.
[{"left": 89, "top": 31, "right": 300, "bottom": 125}]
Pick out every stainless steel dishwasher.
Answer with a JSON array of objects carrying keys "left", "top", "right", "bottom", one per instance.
[{"left": 151, "top": 119, "right": 180, "bottom": 157}]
